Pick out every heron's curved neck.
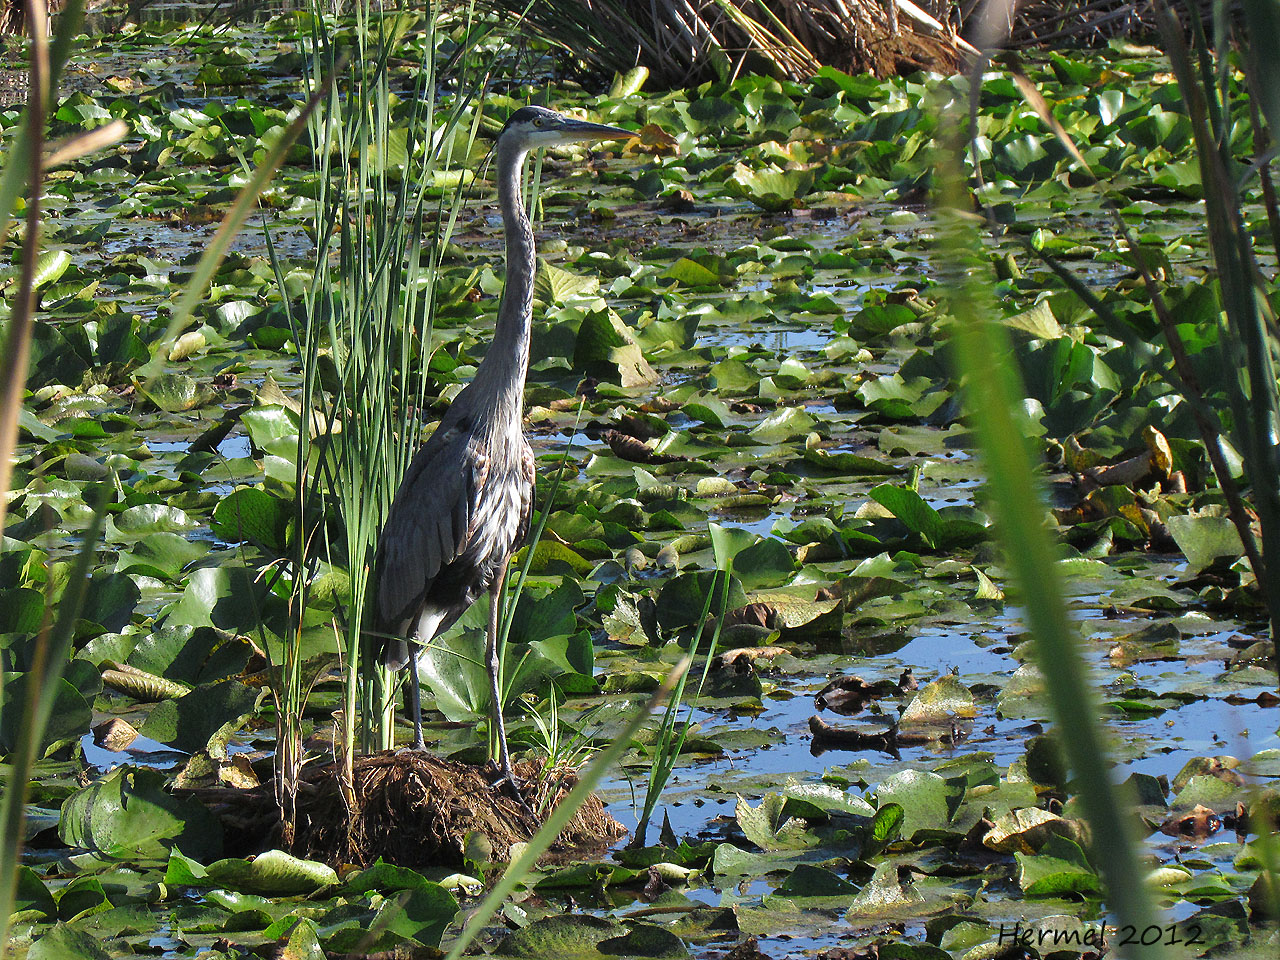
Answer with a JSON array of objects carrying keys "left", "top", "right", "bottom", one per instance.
[{"left": 473, "top": 140, "right": 535, "bottom": 417}]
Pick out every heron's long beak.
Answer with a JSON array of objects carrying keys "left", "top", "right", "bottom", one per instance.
[{"left": 557, "top": 118, "right": 634, "bottom": 143}]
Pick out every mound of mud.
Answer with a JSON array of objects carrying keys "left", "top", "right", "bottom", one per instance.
[{"left": 195, "top": 753, "right": 625, "bottom": 868}]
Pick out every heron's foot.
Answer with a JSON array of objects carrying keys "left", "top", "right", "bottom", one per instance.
[
  {"left": 489, "top": 764, "right": 534, "bottom": 816},
  {"left": 395, "top": 736, "right": 429, "bottom": 756}
]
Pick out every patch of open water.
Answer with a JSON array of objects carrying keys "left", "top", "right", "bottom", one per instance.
[
  {"left": 698, "top": 326, "right": 835, "bottom": 354},
  {"left": 597, "top": 615, "right": 1277, "bottom": 852}
]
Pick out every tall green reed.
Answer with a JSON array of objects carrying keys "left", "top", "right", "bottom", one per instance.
[
  {"left": 1154, "top": 0, "right": 1280, "bottom": 676},
  {"left": 1156, "top": 0, "right": 1280, "bottom": 917},
  {"left": 0, "top": 5, "right": 115, "bottom": 950},
  {"left": 941, "top": 212, "right": 1165, "bottom": 956},
  {"left": 942, "top": 3, "right": 1164, "bottom": 954},
  {"left": 630, "top": 525, "right": 731, "bottom": 848},
  {"left": 992, "top": 2, "right": 1280, "bottom": 682},
  {"left": 267, "top": 0, "right": 491, "bottom": 818}
]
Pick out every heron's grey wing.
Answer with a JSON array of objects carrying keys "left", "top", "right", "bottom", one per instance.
[
  {"left": 517, "top": 441, "right": 535, "bottom": 545},
  {"left": 375, "top": 425, "right": 485, "bottom": 628}
]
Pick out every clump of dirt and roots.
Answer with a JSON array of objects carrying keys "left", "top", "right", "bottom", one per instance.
[{"left": 194, "top": 754, "right": 625, "bottom": 868}]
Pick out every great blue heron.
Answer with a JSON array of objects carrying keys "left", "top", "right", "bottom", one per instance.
[{"left": 373, "top": 105, "right": 632, "bottom": 795}]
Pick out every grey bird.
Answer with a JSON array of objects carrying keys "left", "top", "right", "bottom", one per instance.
[{"left": 372, "top": 105, "right": 632, "bottom": 795}]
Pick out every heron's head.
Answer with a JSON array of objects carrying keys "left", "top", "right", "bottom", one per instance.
[{"left": 499, "top": 105, "right": 632, "bottom": 153}]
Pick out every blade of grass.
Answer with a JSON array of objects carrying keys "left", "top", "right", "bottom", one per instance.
[
  {"left": 0, "top": 0, "right": 84, "bottom": 251},
  {"left": 42, "top": 119, "right": 127, "bottom": 169},
  {"left": 0, "top": 0, "right": 56, "bottom": 533},
  {"left": 632, "top": 560, "right": 728, "bottom": 847},
  {"left": 442, "top": 655, "right": 690, "bottom": 960},
  {"left": 949, "top": 2, "right": 1166, "bottom": 952},
  {"left": 1157, "top": 0, "right": 1280, "bottom": 669},
  {"left": 944, "top": 231, "right": 1165, "bottom": 957},
  {"left": 1003, "top": 54, "right": 1269, "bottom": 617}
]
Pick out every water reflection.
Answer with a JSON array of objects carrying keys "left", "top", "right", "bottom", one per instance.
[{"left": 74, "top": 0, "right": 293, "bottom": 35}]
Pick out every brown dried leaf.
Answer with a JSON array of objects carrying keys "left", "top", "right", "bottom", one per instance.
[
  {"left": 660, "top": 189, "right": 696, "bottom": 213},
  {"left": 641, "top": 396, "right": 678, "bottom": 413},
  {"left": 713, "top": 646, "right": 788, "bottom": 670},
  {"left": 983, "top": 807, "right": 1086, "bottom": 854},
  {"left": 1143, "top": 425, "right": 1174, "bottom": 478},
  {"left": 724, "top": 602, "right": 778, "bottom": 630},
  {"left": 602, "top": 429, "right": 683, "bottom": 464},
  {"left": 623, "top": 122, "right": 679, "bottom": 157},
  {"left": 1160, "top": 803, "right": 1221, "bottom": 839},
  {"left": 814, "top": 675, "right": 872, "bottom": 715},
  {"left": 616, "top": 413, "right": 666, "bottom": 440},
  {"left": 218, "top": 755, "right": 260, "bottom": 789},
  {"left": 92, "top": 717, "right": 139, "bottom": 752}
]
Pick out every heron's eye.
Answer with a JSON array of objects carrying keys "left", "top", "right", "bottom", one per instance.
[{"left": 533, "top": 118, "right": 543, "bottom": 127}]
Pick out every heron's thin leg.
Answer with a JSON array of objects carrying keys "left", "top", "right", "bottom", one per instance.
[
  {"left": 486, "top": 560, "right": 525, "bottom": 805},
  {"left": 407, "top": 651, "right": 427, "bottom": 752}
]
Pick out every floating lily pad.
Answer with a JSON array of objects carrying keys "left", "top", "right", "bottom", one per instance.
[
  {"left": 494, "top": 914, "right": 627, "bottom": 957},
  {"left": 138, "top": 680, "right": 264, "bottom": 755},
  {"left": 574, "top": 310, "right": 658, "bottom": 387},
  {"left": 59, "top": 766, "right": 222, "bottom": 861},
  {"left": 726, "top": 164, "right": 815, "bottom": 212},
  {"left": 137, "top": 373, "right": 214, "bottom": 412}
]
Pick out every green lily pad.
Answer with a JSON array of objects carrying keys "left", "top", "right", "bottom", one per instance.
[
  {"left": 28, "top": 924, "right": 111, "bottom": 960},
  {"left": 138, "top": 680, "right": 264, "bottom": 755},
  {"left": 662, "top": 258, "right": 723, "bottom": 287},
  {"left": 0, "top": 673, "right": 91, "bottom": 758},
  {"left": 655, "top": 572, "right": 747, "bottom": 632},
  {"left": 801, "top": 447, "right": 901, "bottom": 475},
  {"left": 164, "top": 565, "right": 285, "bottom": 632},
  {"left": 900, "top": 675, "right": 976, "bottom": 723},
  {"left": 55, "top": 875, "right": 111, "bottom": 923},
  {"left": 778, "top": 782, "right": 876, "bottom": 820},
  {"left": 114, "top": 532, "right": 206, "bottom": 581},
  {"left": 735, "top": 793, "right": 818, "bottom": 852},
  {"left": 204, "top": 849, "right": 339, "bottom": 896},
  {"left": 846, "top": 862, "right": 926, "bottom": 918},
  {"left": 726, "top": 164, "right": 815, "bottom": 211},
  {"left": 1166, "top": 514, "right": 1244, "bottom": 571},
  {"left": 125, "top": 623, "right": 250, "bottom": 685},
  {"left": 210, "top": 486, "right": 291, "bottom": 551},
  {"left": 12, "top": 865, "right": 57, "bottom": 922},
  {"left": 869, "top": 485, "right": 986, "bottom": 550},
  {"left": 494, "top": 914, "right": 627, "bottom": 958},
  {"left": 58, "top": 766, "right": 222, "bottom": 861},
  {"left": 874, "top": 770, "right": 957, "bottom": 837},
  {"left": 1014, "top": 835, "right": 1101, "bottom": 897},
  {"left": 749, "top": 407, "right": 816, "bottom": 444},
  {"left": 1172, "top": 774, "right": 1240, "bottom": 809},
  {"left": 368, "top": 882, "right": 458, "bottom": 946},
  {"left": 600, "top": 923, "right": 689, "bottom": 958},
  {"left": 574, "top": 309, "right": 658, "bottom": 387},
  {"left": 137, "top": 373, "right": 214, "bottom": 412},
  {"left": 106, "top": 504, "right": 198, "bottom": 540}
]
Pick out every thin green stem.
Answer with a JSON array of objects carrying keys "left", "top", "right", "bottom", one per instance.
[{"left": 442, "top": 658, "right": 689, "bottom": 960}]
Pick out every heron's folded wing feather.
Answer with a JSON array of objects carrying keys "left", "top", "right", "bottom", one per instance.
[
  {"left": 518, "top": 441, "right": 535, "bottom": 542},
  {"left": 375, "top": 426, "right": 480, "bottom": 626}
]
